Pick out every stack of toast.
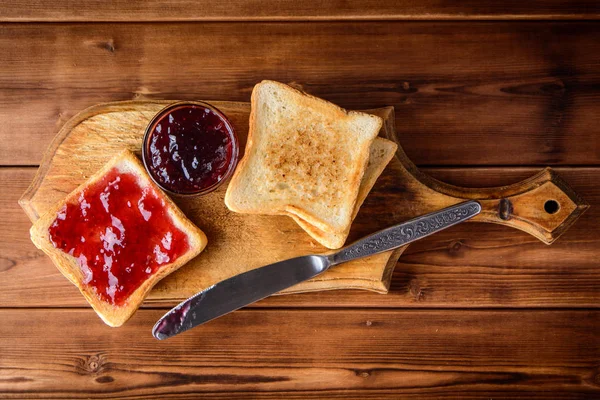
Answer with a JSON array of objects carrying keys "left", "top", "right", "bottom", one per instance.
[{"left": 225, "top": 81, "right": 397, "bottom": 249}]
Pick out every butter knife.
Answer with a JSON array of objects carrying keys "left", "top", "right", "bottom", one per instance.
[{"left": 153, "top": 200, "right": 481, "bottom": 339}]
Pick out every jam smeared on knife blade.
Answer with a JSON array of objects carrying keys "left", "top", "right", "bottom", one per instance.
[
  {"left": 153, "top": 287, "right": 212, "bottom": 339},
  {"left": 143, "top": 103, "right": 237, "bottom": 195},
  {"left": 154, "top": 301, "right": 192, "bottom": 339},
  {"left": 48, "top": 168, "right": 190, "bottom": 306}
]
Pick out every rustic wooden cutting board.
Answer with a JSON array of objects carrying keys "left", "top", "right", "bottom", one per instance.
[{"left": 19, "top": 100, "right": 588, "bottom": 302}]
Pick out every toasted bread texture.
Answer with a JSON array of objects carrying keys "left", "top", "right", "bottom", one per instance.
[
  {"left": 289, "top": 138, "right": 397, "bottom": 249},
  {"left": 225, "top": 80, "right": 383, "bottom": 234},
  {"left": 30, "top": 150, "right": 207, "bottom": 327}
]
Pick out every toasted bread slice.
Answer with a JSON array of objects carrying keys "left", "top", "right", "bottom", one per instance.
[
  {"left": 289, "top": 137, "right": 397, "bottom": 249},
  {"left": 30, "top": 150, "right": 207, "bottom": 327},
  {"left": 225, "top": 80, "right": 382, "bottom": 234}
]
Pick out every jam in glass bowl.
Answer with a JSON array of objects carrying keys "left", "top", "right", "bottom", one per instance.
[{"left": 142, "top": 101, "right": 239, "bottom": 196}]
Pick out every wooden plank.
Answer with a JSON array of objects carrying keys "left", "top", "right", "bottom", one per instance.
[
  {"left": 0, "top": 22, "right": 599, "bottom": 166},
  {"left": 3, "top": 166, "right": 598, "bottom": 308},
  {"left": 1, "top": 0, "right": 599, "bottom": 22},
  {"left": 0, "top": 308, "right": 598, "bottom": 398}
]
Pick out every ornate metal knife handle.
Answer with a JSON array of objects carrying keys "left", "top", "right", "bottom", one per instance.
[{"left": 331, "top": 201, "right": 481, "bottom": 265}]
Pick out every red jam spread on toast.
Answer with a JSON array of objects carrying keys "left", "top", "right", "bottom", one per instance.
[
  {"left": 143, "top": 103, "right": 237, "bottom": 195},
  {"left": 48, "top": 168, "right": 190, "bottom": 306}
]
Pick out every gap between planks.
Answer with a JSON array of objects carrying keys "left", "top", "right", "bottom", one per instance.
[
  {"left": 1, "top": 0, "right": 599, "bottom": 23},
  {"left": 2, "top": 17, "right": 600, "bottom": 23}
]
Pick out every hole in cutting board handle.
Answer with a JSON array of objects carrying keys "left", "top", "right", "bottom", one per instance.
[{"left": 544, "top": 199, "right": 560, "bottom": 214}]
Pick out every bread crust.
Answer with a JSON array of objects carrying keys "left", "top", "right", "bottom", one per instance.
[
  {"left": 225, "top": 80, "right": 383, "bottom": 234},
  {"left": 30, "top": 149, "right": 208, "bottom": 327}
]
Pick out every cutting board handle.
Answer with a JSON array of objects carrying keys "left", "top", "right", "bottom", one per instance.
[
  {"left": 392, "top": 147, "right": 588, "bottom": 245},
  {"left": 433, "top": 167, "right": 586, "bottom": 244},
  {"left": 377, "top": 108, "right": 588, "bottom": 245}
]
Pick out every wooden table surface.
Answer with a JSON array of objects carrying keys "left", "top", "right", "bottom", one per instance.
[{"left": 1, "top": 2, "right": 599, "bottom": 399}]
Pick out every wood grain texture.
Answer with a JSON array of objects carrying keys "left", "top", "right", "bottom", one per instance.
[
  {"left": 2, "top": 0, "right": 599, "bottom": 21},
  {"left": 1, "top": 3, "right": 599, "bottom": 399},
  {"left": 4, "top": 166, "right": 598, "bottom": 308},
  {"left": 1, "top": 22, "right": 600, "bottom": 166},
  {"left": 0, "top": 308, "right": 599, "bottom": 399}
]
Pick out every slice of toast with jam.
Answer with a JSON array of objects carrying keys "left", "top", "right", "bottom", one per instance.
[{"left": 30, "top": 150, "right": 207, "bottom": 327}]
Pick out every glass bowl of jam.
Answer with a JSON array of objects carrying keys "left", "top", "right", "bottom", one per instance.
[{"left": 142, "top": 101, "right": 239, "bottom": 196}]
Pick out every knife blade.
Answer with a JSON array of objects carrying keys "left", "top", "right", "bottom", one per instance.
[{"left": 153, "top": 200, "right": 481, "bottom": 339}]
